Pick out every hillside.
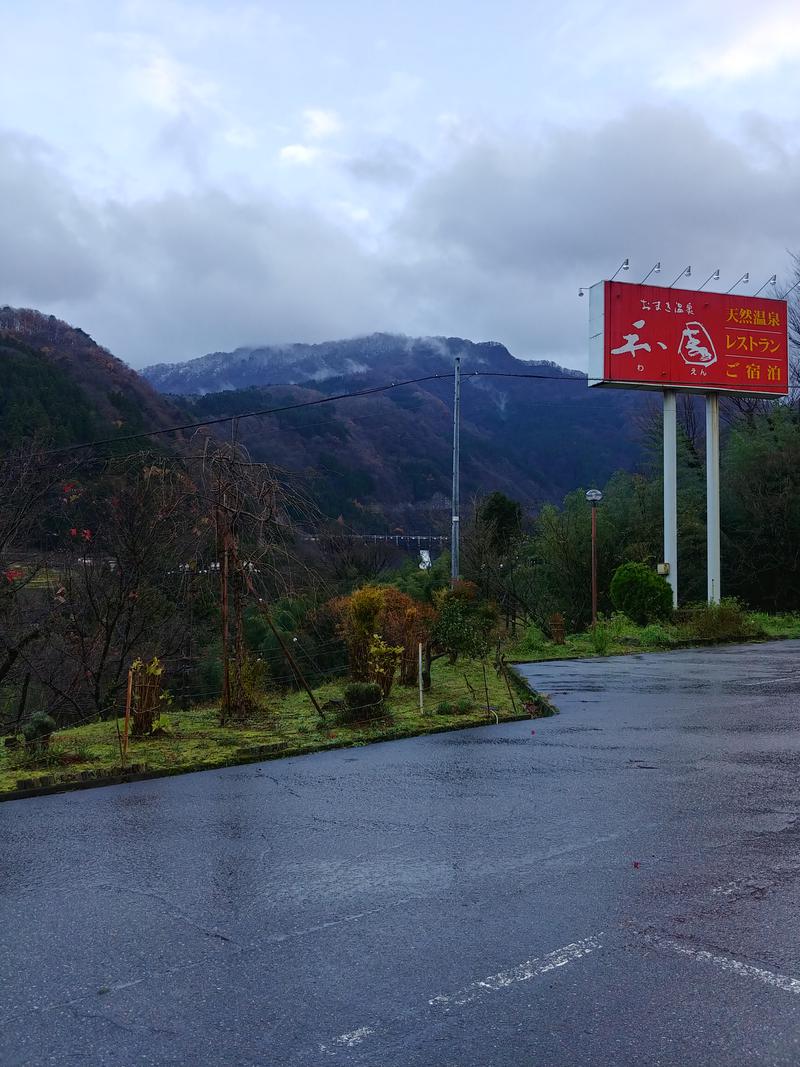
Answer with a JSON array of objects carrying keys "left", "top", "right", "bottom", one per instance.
[
  {"left": 0, "top": 314, "right": 649, "bottom": 527},
  {"left": 152, "top": 334, "right": 649, "bottom": 526},
  {"left": 0, "top": 307, "right": 185, "bottom": 448}
]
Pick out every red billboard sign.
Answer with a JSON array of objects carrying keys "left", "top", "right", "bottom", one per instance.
[{"left": 589, "top": 281, "right": 789, "bottom": 396}]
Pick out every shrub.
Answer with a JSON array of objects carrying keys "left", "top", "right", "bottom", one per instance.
[
  {"left": 338, "top": 682, "right": 384, "bottom": 723},
  {"left": 332, "top": 585, "right": 436, "bottom": 690},
  {"left": 685, "top": 598, "right": 759, "bottom": 642},
  {"left": 435, "top": 700, "right": 454, "bottom": 715},
  {"left": 455, "top": 697, "right": 472, "bottom": 713},
  {"left": 332, "top": 585, "right": 386, "bottom": 680},
  {"left": 22, "top": 712, "right": 57, "bottom": 756},
  {"left": 590, "top": 622, "right": 611, "bottom": 656},
  {"left": 344, "top": 681, "right": 383, "bottom": 710},
  {"left": 519, "top": 624, "right": 547, "bottom": 653},
  {"left": 432, "top": 584, "right": 495, "bottom": 661},
  {"left": 606, "top": 612, "right": 642, "bottom": 640},
  {"left": 367, "top": 634, "right": 403, "bottom": 697},
  {"left": 610, "top": 563, "right": 673, "bottom": 625},
  {"left": 638, "top": 624, "right": 674, "bottom": 648}
]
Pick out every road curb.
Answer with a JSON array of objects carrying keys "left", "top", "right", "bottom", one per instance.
[{"left": 0, "top": 710, "right": 541, "bottom": 804}]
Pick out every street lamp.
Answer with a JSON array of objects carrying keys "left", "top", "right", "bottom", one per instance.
[
  {"left": 726, "top": 272, "right": 749, "bottom": 294},
  {"left": 586, "top": 489, "right": 603, "bottom": 626},
  {"left": 669, "top": 265, "right": 692, "bottom": 288}
]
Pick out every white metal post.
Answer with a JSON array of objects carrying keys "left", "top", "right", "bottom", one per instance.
[
  {"left": 706, "top": 392, "right": 721, "bottom": 603},
  {"left": 663, "top": 390, "right": 678, "bottom": 608}
]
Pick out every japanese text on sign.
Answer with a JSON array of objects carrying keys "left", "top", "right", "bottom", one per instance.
[{"left": 588, "top": 281, "right": 788, "bottom": 397}]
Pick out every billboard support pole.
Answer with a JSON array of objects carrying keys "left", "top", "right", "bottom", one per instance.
[
  {"left": 706, "top": 392, "right": 721, "bottom": 603},
  {"left": 663, "top": 390, "right": 678, "bottom": 609}
]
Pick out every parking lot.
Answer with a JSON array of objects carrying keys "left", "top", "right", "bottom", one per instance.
[{"left": 4, "top": 641, "right": 800, "bottom": 1065}]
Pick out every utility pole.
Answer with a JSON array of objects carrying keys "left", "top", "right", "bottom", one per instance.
[{"left": 450, "top": 356, "right": 461, "bottom": 584}]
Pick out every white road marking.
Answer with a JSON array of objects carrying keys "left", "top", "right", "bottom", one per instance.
[
  {"left": 320, "top": 1027, "right": 376, "bottom": 1053},
  {"left": 740, "top": 673, "right": 800, "bottom": 686},
  {"left": 647, "top": 935, "right": 800, "bottom": 995},
  {"left": 429, "top": 933, "right": 604, "bottom": 1008},
  {"left": 711, "top": 881, "right": 739, "bottom": 896},
  {"left": 319, "top": 928, "right": 800, "bottom": 1055},
  {"left": 319, "top": 934, "right": 603, "bottom": 1052},
  {"left": 333, "top": 1027, "right": 374, "bottom": 1047}
]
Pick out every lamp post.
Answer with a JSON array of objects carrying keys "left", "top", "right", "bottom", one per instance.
[{"left": 586, "top": 489, "right": 603, "bottom": 626}]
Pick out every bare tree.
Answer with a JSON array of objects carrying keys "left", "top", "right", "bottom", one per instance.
[
  {"left": 194, "top": 437, "right": 315, "bottom": 723},
  {"left": 24, "top": 455, "right": 199, "bottom": 722},
  {"left": 0, "top": 444, "right": 74, "bottom": 729}
]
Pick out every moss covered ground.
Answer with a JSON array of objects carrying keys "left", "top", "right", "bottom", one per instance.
[{"left": 1, "top": 658, "right": 550, "bottom": 797}]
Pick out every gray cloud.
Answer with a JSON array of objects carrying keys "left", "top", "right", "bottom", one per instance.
[
  {"left": 392, "top": 106, "right": 800, "bottom": 359},
  {"left": 401, "top": 107, "right": 800, "bottom": 269},
  {"left": 0, "top": 135, "right": 104, "bottom": 303},
  {"left": 344, "top": 137, "right": 422, "bottom": 186},
  {"left": 102, "top": 190, "right": 397, "bottom": 364},
  {"left": 0, "top": 133, "right": 397, "bottom": 365},
  {"left": 2, "top": 106, "right": 800, "bottom": 370}
]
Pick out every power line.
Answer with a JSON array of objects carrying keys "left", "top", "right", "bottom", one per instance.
[
  {"left": 44, "top": 373, "right": 454, "bottom": 456},
  {"left": 42, "top": 370, "right": 601, "bottom": 457}
]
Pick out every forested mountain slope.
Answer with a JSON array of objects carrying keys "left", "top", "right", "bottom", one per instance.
[{"left": 1, "top": 313, "right": 648, "bottom": 526}]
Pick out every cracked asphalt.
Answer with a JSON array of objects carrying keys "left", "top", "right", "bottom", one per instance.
[{"left": 4, "top": 641, "right": 800, "bottom": 1065}]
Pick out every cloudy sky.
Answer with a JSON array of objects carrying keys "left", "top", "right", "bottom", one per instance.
[{"left": 3, "top": 0, "right": 800, "bottom": 369}]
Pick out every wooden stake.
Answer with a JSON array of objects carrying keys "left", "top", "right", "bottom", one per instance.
[
  {"left": 261, "top": 605, "right": 325, "bottom": 721},
  {"left": 418, "top": 642, "right": 424, "bottom": 715},
  {"left": 122, "top": 667, "right": 133, "bottom": 762},
  {"left": 113, "top": 713, "right": 124, "bottom": 769},
  {"left": 501, "top": 662, "right": 518, "bottom": 715}
]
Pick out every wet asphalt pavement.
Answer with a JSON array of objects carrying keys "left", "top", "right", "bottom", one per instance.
[{"left": 5, "top": 641, "right": 800, "bottom": 1066}]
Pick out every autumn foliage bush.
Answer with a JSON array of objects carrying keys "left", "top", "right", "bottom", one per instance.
[
  {"left": 331, "top": 585, "right": 384, "bottom": 682},
  {"left": 332, "top": 585, "right": 436, "bottom": 693}
]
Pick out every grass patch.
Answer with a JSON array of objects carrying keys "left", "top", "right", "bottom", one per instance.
[
  {"left": 745, "top": 612, "right": 800, "bottom": 639},
  {"left": 506, "top": 609, "right": 800, "bottom": 663},
  {"left": 0, "top": 658, "right": 548, "bottom": 797}
]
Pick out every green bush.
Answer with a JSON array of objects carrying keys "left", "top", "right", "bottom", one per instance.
[
  {"left": 610, "top": 562, "right": 673, "bottom": 625},
  {"left": 606, "top": 612, "right": 642, "bottom": 640},
  {"left": 435, "top": 701, "right": 454, "bottom": 715},
  {"left": 590, "top": 622, "right": 611, "bottom": 656},
  {"left": 638, "top": 624, "right": 674, "bottom": 648},
  {"left": 519, "top": 624, "right": 547, "bottom": 653},
  {"left": 22, "top": 712, "right": 57, "bottom": 756},
  {"left": 338, "top": 682, "right": 384, "bottom": 723},
  {"left": 455, "top": 697, "right": 472, "bottom": 713},
  {"left": 685, "top": 598, "right": 760, "bottom": 642}
]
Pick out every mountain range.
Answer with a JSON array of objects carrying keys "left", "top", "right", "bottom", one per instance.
[
  {"left": 143, "top": 333, "right": 648, "bottom": 526},
  {"left": 0, "top": 312, "right": 649, "bottom": 528}
]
